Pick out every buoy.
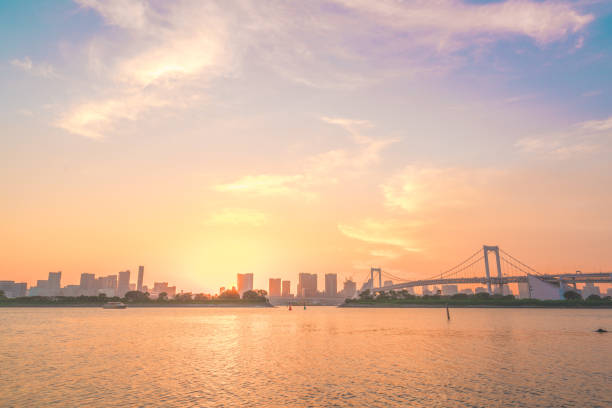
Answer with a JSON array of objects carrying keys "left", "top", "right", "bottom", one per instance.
[{"left": 288, "top": 304, "right": 292, "bottom": 311}]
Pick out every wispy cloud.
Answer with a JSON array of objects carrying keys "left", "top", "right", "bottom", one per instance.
[
  {"left": 515, "top": 137, "right": 599, "bottom": 159},
  {"left": 58, "top": 0, "right": 233, "bottom": 139},
  {"left": 516, "top": 114, "right": 612, "bottom": 159},
  {"left": 381, "top": 166, "right": 496, "bottom": 213},
  {"left": 581, "top": 115, "right": 612, "bottom": 132},
  {"left": 338, "top": 219, "right": 423, "bottom": 252},
  {"left": 333, "top": 0, "right": 593, "bottom": 46},
  {"left": 215, "top": 117, "right": 397, "bottom": 197},
  {"left": 56, "top": 0, "right": 594, "bottom": 139},
  {"left": 214, "top": 174, "right": 308, "bottom": 197},
  {"left": 56, "top": 92, "right": 165, "bottom": 139},
  {"left": 10, "top": 57, "right": 56, "bottom": 78},
  {"left": 581, "top": 90, "right": 602, "bottom": 97}
]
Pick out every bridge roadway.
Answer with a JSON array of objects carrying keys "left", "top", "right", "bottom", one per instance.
[{"left": 371, "top": 272, "right": 612, "bottom": 293}]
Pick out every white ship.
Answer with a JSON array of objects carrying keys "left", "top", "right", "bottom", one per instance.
[{"left": 102, "top": 301, "right": 127, "bottom": 309}]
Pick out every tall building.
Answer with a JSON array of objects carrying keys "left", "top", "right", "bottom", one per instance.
[
  {"left": 96, "top": 275, "right": 117, "bottom": 296},
  {"left": 79, "top": 273, "right": 96, "bottom": 296},
  {"left": 0, "top": 281, "right": 27, "bottom": 298},
  {"left": 341, "top": 279, "right": 356, "bottom": 298},
  {"left": 297, "top": 273, "right": 317, "bottom": 297},
  {"left": 151, "top": 282, "right": 176, "bottom": 298},
  {"left": 581, "top": 282, "right": 601, "bottom": 298},
  {"left": 237, "top": 273, "right": 253, "bottom": 296},
  {"left": 269, "top": 278, "right": 281, "bottom": 297},
  {"left": 137, "top": 265, "right": 144, "bottom": 292},
  {"left": 324, "top": 273, "right": 337, "bottom": 297},
  {"left": 48, "top": 271, "right": 61, "bottom": 295},
  {"left": 282, "top": 280, "right": 291, "bottom": 297},
  {"left": 117, "top": 270, "right": 131, "bottom": 297}
]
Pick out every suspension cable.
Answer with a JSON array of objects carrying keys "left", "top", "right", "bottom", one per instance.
[{"left": 500, "top": 249, "right": 541, "bottom": 275}]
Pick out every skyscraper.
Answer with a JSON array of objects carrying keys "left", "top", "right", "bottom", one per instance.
[
  {"left": 325, "top": 273, "right": 337, "bottom": 297},
  {"left": 297, "top": 273, "right": 317, "bottom": 297},
  {"left": 282, "top": 280, "right": 291, "bottom": 297},
  {"left": 79, "top": 273, "right": 96, "bottom": 296},
  {"left": 118, "top": 270, "right": 131, "bottom": 297},
  {"left": 341, "top": 279, "right": 356, "bottom": 298},
  {"left": 237, "top": 273, "right": 253, "bottom": 296},
  {"left": 48, "top": 271, "right": 61, "bottom": 296},
  {"left": 269, "top": 278, "right": 281, "bottom": 297},
  {"left": 137, "top": 265, "right": 144, "bottom": 292}
]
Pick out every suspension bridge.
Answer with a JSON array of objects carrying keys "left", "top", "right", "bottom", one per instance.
[{"left": 363, "top": 245, "right": 612, "bottom": 296}]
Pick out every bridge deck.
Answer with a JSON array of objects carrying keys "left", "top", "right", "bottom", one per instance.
[{"left": 372, "top": 273, "right": 612, "bottom": 292}]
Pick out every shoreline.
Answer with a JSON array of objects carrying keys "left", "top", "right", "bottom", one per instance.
[
  {"left": 0, "top": 303, "right": 274, "bottom": 308},
  {"left": 339, "top": 303, "right": 612, "bottom": 309}
]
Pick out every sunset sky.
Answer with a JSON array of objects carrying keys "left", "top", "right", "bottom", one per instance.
[{"left": 2, "top": 0, "right": 612, "bottom": 293}]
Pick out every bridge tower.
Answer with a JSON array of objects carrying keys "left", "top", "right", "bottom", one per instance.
[
  {"left": 483, "top": 245, "right": 503, "bottom": 295},
  {"left": 371, "top": 267, "right": 382, "bottom": 289}
]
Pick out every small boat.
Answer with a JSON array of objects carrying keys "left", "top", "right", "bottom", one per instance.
[
  {"left": 102, "top": 301, "right": 127, "bottom": 309},
  {"left": 595, "top": 328, "right": 608, "bottom": 333}
]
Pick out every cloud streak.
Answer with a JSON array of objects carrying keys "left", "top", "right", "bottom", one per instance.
[
  {"left": 333, "top": 0, "right": 593, "bottom": 45},
  {"left": 56, "top": 0, "right": 594, "bottom": 139},
  {"left": 214, "top": 117, "right": 397, "bottom": 197},
  {"left": 10, "top": 57, "right": 56, "bottom": 78}
]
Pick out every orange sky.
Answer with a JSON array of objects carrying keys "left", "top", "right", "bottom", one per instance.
[{"left": 2, "top": 0, "right": 612, "bottom": 293}]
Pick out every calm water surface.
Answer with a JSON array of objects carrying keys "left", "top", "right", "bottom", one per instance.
[{"left": 1, "top": 307, "right": 610, "bottom": 407}]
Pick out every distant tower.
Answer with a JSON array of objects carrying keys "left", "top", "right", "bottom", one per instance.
[
  {"left": 237, "top": 273, "right": 253, "bottom": 297},
  {"left": 48, "top": 271, "right": 62, "bottom": 295},
  {"left": 137, "top": 266, "right": 144, "bottom": 292},
  {"left": 118, "top": 270, "right": 131, "bottom": 297},
  {"left": 325, "top": 273, "right": 337, "bottom": 297},
  {"left": 281, "top": 280, "right": 291, "bottom": 297},
  {"left": 269, "top": 278, "right": 281, "bottom": 297}
]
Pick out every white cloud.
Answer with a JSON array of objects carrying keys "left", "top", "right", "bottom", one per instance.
[
  {"left": 76, "top": 0, "right": 148, "bottom": 29},
  {"left": 215, "top": 116, "right": 397, "bottom": 197},
  {"left": 381, "top": 166, "right": 496, "bottom": 213},
  {"left": 59, "top": 0, "right": 233, "bottom": 139},
  {"left": 10, "top": 57, "right": 56, "bottom": 78},
  {"left": 56, "top": 93, "right": 165, "bottom": 139},
  {"left": 581, "top": 115, "right": 612, "bottom": 132},
  {"left": 57, "top": 0, "right": 593, "bottom": 139},
  {"left": 333, "top": 0, "right": 593, "bottom": 45},
  {"left": 516, "top": 114, "right": 612, "bottom": 158},
  {"left": 338, "top": 219, "right": 423, "bottom": 252},
  {"left": 214, "top": 174, "right": 308, "bottom": 197},
  {"left": 581, "top": 90, "right": 602, "bottom": 97}
]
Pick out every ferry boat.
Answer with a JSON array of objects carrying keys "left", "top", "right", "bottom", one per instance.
[{"left": 102, "top": 301, "right": 127, "bottom": 309}]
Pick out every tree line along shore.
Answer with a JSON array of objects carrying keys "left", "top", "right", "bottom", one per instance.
[
  {"left": 0, "top": 289, "right": 272, "bottom": 307},
  {"left": 341, "top": 289, "right": 612, "bottom": 308}
]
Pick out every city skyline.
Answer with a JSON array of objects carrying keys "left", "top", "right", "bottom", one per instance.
[
  {"left": 2, "top": 1, "right": 612, "bottom": 293},
  {"left": 2, "top": 263, "right": 609, "bottom": 301}
]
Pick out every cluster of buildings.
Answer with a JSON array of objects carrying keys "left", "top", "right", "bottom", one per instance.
[
  {"left": 267, "top": 273, "right": 357, "bottom": 299},
  {"left": 221, "top": 273, "right": 358, "bottom": 300},
  {"left": 0, "top": 267, "right": 178, "bottom": 299}
]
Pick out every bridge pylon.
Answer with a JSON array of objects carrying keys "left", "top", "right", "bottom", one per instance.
[
  {"left": 483, "top": 245, "right": 503, "bottom": 295},
  {"left": 371, "top": 267, "right": 381, "bottom": 289}
]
